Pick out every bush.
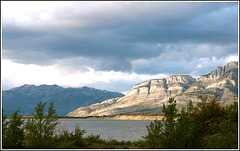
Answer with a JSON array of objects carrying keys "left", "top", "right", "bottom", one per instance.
[
  {"left": 55, "top": 125, "right": 86, "bottom": 148},
  {"left": 85, "top": 133, "right": 102, "bottom": 143}
]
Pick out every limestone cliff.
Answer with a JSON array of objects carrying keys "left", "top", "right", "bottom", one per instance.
[
  {"left": 197, "top": 61, "right": 238, "bottom": 81},
  {"left": 67, "top": 61, "right": 238, "bottom": 117}
]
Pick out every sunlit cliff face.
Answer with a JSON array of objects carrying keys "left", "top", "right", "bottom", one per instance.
[{"left": 67, "top": 61, "right": 238, "bottom": 117}]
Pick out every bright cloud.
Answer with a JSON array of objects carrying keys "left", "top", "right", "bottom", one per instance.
[{"left": 2, "top": 59, "right": 169, "bottom": 92}]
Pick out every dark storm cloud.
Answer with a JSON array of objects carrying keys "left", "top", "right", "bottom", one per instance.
[{"left": 2, "top": 2, "right": 238, "bottom": 73}]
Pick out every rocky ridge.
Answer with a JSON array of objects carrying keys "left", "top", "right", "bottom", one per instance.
[{"left": 67, "top": 61, "right": 238, "bottom": 117}]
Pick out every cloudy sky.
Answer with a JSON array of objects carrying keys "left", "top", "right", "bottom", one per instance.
[{"left": 1, "top": 1, "right": 238, "bottom": 93}]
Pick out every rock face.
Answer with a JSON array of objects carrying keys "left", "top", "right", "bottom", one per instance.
[
  {"left": 67, "top": 61, "right": 238, "bottom": 117},
  {"left": 2, "top": 85, "right": 124, "bottom": 116},
  {"left": 197, "top": 61, "right": 238, "bottom": 81}
]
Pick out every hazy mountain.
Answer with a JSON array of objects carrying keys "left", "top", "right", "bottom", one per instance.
[
  {"left": 67, "top": 61, "right": 238, "bottom": 117},
  {"left": 2, "top": 85, "right": 124, "bottom": 115}
]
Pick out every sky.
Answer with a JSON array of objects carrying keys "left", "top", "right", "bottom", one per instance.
[{"left": 1, "top": 1, "right": 239, "bottom": 94}]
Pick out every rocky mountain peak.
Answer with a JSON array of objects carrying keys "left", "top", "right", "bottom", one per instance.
[
  {"left": 198, "top": 61, "right": 238, "bottom": 81},
  {"left": 226, "top": 61, "right": 238, "bottom": 69}
]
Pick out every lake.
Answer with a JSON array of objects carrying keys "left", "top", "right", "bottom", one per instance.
[{"left": 56, "top": 118, "right": 152, "bottom": 141}]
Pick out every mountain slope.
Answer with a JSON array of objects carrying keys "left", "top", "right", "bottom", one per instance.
[
  {"left": 67, "top": 61, "right": 238, "bottom": 117},
  {"left": 2, "top": 85, "right": 124, "bottom": 115}
]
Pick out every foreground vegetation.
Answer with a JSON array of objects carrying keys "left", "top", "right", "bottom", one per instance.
[
  {"left": 145, "top": 95, "right": 238, "bottom": 149},
  {"left": 2, "top": 94, "right": 238, "bottom": 149}
]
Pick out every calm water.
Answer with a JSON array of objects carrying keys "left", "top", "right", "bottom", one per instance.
[{"left": 55, "top": 118, "right": 152, "bottom": 141}]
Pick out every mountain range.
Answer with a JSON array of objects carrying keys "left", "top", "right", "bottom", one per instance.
[
  {"left": 67, "top": 61, "right": 238, "bottom": 117},
  {"left": 2, "top": 85, "right": 124, "bottom": 115}
]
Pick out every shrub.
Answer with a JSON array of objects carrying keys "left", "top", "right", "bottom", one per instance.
[
  {"left": 56, "top": 125, "right": 86, "bottom": 148},
  {"left": 85, "top": 133, "right": 102, "bottom": 143}
]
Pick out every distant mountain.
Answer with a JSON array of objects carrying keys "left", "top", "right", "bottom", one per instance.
[
  {"left": 2, "top": 85, "right": 124, "bottom": 116},
  {"left": 67, "top": 61, "right": 238, "bottom": 117}
]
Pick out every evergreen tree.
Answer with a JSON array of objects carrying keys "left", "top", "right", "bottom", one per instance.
[
  {"left": 24, "top": 116, "right": 38, "bottom": 147},
  {"left": 43, "top": 101, "right": 58, "bottom": 146},
  {"left": 161, "top": 98, "right": 178, "bottom": 148},
  {"left": 144, "top": 98, "right": 178, "bottom": 148},
  {"left": 25, "top": 101, "right": 58, "bottom": 148},
  {"left": 2, "top": 109, "right": 9, "bottom": 146},
  {"left": 144, "top": 119, "right": 164, "bottom": 148},
  {"left": 174, "top": 100, "right": 202, "bottom": 148},
  {"left": 3, "top": 108, "right": 24, "bottom": 148},
  {"left": 204, "top": 100, "right": 238, "bottom": 148}
]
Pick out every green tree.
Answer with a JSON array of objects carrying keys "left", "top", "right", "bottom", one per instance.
[
  {"left": 2, "top": 109, "right": 9, "bottom": 146},
  {"left": 25, "top": 101, "right": 58, "bottom": 148},
  {"left": 144, "top": 98, "right": 179, "bottom": 148},
  {"left": 2, "top": 108, "right": 24, "bottom": 148},
  {"left": 204, "top": 100, "right": 238, "bottom": 148},
  {"left": 161, "top": 98, "right": 178, "bottom": 148},
  {"left": 174, "top": 100, "right": 202, "bottom": 148},
  {"left": 43, "top": 101, "right": 58, "bottom": 145},
  {"left": 144, "top": 119, "right": 164, "bottom": 148},
  {"left": 24, "top": 116, "right": 38, "bottom": 147},
  {"left": 194, "top": 94, "right": 226, "bottom": 133}
]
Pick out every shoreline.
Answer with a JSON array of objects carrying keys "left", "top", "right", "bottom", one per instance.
[
  {"left": 6, "top": 114, "right": 165, "bottom": 120},
  {"left": 69, "top": 114, "right": 165, "bottom": 120}
]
